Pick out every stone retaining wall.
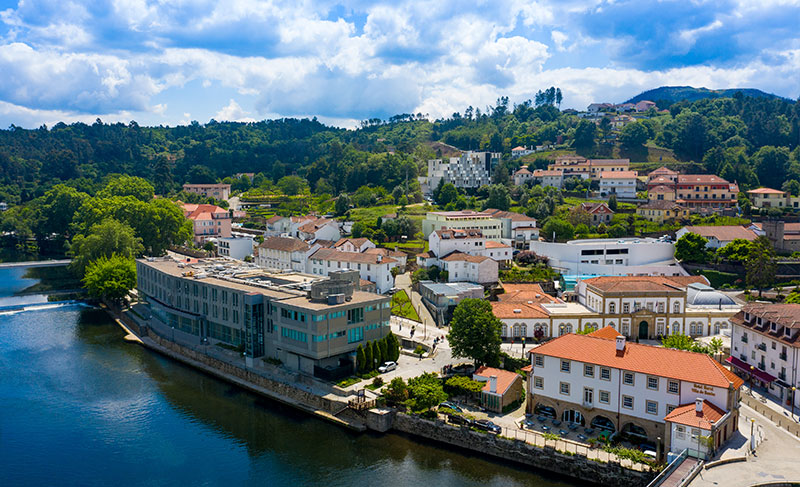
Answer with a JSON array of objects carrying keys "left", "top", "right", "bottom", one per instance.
[{"left": 392, "top": 413, "right": 655, "bottom": 487}]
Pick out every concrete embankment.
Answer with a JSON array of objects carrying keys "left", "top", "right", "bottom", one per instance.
[{"left": 112, "top": 310, "right": 654, "bottom": 486}]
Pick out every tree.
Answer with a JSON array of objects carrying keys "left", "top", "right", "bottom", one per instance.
[
  {"left": 38, "top": 184, "right": 89, "bottom": 237},
  {"left": 484, "top": 184, "right": 511, "bottom": 211},
  {"left": 277, "top": 175, "right": 309, "bottom": 195},
  {"left": 619, "top": 122, "right": 650, "bottom": 149},
  {"left": 542, "top": 218, "right": 575, "bottom": 241},
  {"left": 351, "top": 221, "right": 366, "bottom": 238},
  {"left": 567, "top": 207, "right": 592, "bottom": 227},
  {"left": 607, "top": 194, "right": 618, "bottom": 212},
  {"left": 377, "top": 338, "right": 388, "bottom": 367},
  {"left": 364, "top": 341, "right": 374, "bottom": 372},
  {"left": 436, "top": 183, "right": 459, "bottom": 207},
  {"left": 68, "top": 219, "right": 144, "bottom": 276},
  {"left": 716, "top": 239, "right": 752, "bottom": 263},
  {"left": 186, "top": 165, "right": 216, "bottom": 184},
  {"left": 384, "top": 377, "right": 409, "bottom": 404},
  {"left": 82, "top": 254, "right": 137, "bottom": 302},
  {"left": 99, "top": 175, "right": 155, "bottom": 202},
  {"left": 335, "top": 193, "right": 350, "bottom": 216},
  {"left": 386, "top": 332, "right": 400, "bottom": 361},
  {"left": 407, "top": 373, "right": 448, "bottom": 412},
  {"left": 753, "top": 146, "right": 791, "bottom": 190},
  {"left": 746, "top": 236, "right": 777, "bottom": 297},
  {"left": 661, "top": 333, "right": 707, "bottom": 353},
  {"left": 370, "top": 340, "right": 381, "bottom": 370},
  {"left": 675, "top": 233, "right": 710, "bottom": 263},
  {"left": 356, "top": 345, "right": 367, "bottom": 374},
  {"left": 573, "top": 120, "right": 596, "bottom": 152},
  {"left": 447, "top": 299, "right": 502, "bottom": 367}
]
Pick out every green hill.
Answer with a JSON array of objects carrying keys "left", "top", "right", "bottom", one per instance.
[{"left": 626, "top": 86, "right": 788, "bottom": 104}]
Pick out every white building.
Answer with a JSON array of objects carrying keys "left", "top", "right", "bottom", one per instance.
[
  {"left": 419, "top": 151, "right": 501, "bottom": 193},
  {"left": 511, "top": 146, "right": 535, "bottom": 158},
  {"left": 333, "top": 238, "right": 376, "bottom": 253},
  {"left": 423, "top": 228, "right": 511, "bottom": 268},
  {"left": 533, "top": 169, "right": 564, "bottom": 189},
  {"left": 483, "top": 208, "right": 539, "bottom": 248},
  {"left": 422, "top": 211, "right": 503, "bottom": 239},
  {"left": 309, "top": 248, "right": 398, "bottom": 294},
  {"left": 599, "top": 170, "right": 638, "bottom": 199},
  {"left": 675, "top": 226, "right": 758, "bottom": 250},
  {"left": 265, "top": 215, "right": 292, "bottom": 236},
  {"left": 439, "top": 252, "right": 498, "bottom": 285},
  {"left": 214, "top": 236, "right": 254, "bottom": 261},
  {"left": 730, "top": 303, "right": 800, "bottom": 412},
  {"left": 256, "top": 236, "right": 314, "bottom": 272},
  {"left": 297, "top": 218, "right": 341, "bottom": 242},
  {"left": 529, "top": 237, "right": 684, "bottom": 276},
  {"left": 528, "top": 331, "right": 742, "bottom": 458},
  {"left": 513, "top": 166, "right": 534, "bottom": 186}
]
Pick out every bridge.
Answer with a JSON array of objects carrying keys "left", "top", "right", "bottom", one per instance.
[{"left": 0, "top": 259, "right": 71, "bottom": 269}]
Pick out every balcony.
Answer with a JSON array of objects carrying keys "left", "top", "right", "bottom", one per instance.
[
  {"left": 758, "top": 362, "right": 766, "bottom": 371},
  {"left": 582, "top": 400, "right": 594, "bottom": 410},
  {"left": 779, "top": 373, "right": 787, "bottom": 381},
  {"left": 757, "top": 343, "right": 767, "bottom": 352},
  {"left": 739, "top": 354, "right": 748, "bottom": 362},
  {"left": 780, "top": 352, "right": 788, "bottom": 361},
  {"left": 741, "top": 336, "right": 748, "bottom": 343}
]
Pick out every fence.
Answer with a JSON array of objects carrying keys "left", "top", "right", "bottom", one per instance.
[
  {"left": 646, "top": 449, "right": 687, "bottom": 487},
  {"left": 742, "top": 392, "right": 800, "bottom": 439},
  {"left": 495, "top": 424, "right": 654, "bottom": 472}
]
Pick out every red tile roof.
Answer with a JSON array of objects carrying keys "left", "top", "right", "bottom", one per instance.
[
  {"left": 182, "top": 203, "right": 229, "bottom": 221},
  {"left": 484, "top": 209, "right": 537, "bottom": 222},
  {"left": 589, "top": 326, "right": 622, "bottom": 340},
  {"left": 491, "top": 301, "right": 549, "bottom": 319},
  {"left": 600, "top": 170, "right": 637, "bottom": 179},
  {"left": 474, "top": 366, "right": 522, "bottom": 395},
  {"left": 440, "top": 251, "right": 491, "bottom": 263},
  {"left": 310, "top": 248, "right": 397, "bottom": 265},
  {"left": 664, "top": 400, "right": 726, "bottom": 428},
  {"left": 677, "top": 174, "right": 731, "bottom": 184},
  {"left": 747, "top": 187, "right": 785, "bottom": 194},
  {"left": 531, "top": 334, "right": 744, "bottom": 389},
  {"left": 485, "top": 240, "right": 511, "bottom": 249},
  {"left": 581, "top": 275, "right": 707, "bottom": 293},
  {"left": 649, "top": 185, "right": 674, "bottom": 193},
  {"left": 681, "top": 225, "right": 757, "bottom": 242},
  {"left": 498, "top": 283, "right": 560, "bottom": 304},
  {"left": 334, "top": 237, "right": 370, "bottom": 248},
  {"left": 258, "top": 236, "right": 309, "bottom": 252}
]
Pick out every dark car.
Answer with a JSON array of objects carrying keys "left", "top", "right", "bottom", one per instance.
[
  {"left": 447, "top": 414, "right": 472, "bottom": 426},
  {"left": 439, "top": 401, "right": 463, "bottom": 413},
  {"left": 474, "top": 419, "right": 501, "bottom": 434}
]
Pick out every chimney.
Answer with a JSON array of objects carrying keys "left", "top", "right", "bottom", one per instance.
[
  {"left": 695, "top": 398, "right": 703, "bottom": 415},
  {"left": 615, "top": 335, "right": 626, "bottom": 354},
  {"left": 489, "top": 375, "right": 497, "bottom": 393}
]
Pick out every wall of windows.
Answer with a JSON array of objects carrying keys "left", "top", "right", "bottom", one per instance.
[
  {"left": 209, "top": 321, "right": 242, "bottom": 345},
  {"left": 348, "top": 326, "right": 364, "bottom": 343},
  {"left": 281, "top": 327, "right": 308, "bottom": 343}
]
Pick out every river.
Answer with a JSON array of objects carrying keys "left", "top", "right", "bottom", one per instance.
[{"left": 0, "top": 265, "right": 575, "bottom": 487}]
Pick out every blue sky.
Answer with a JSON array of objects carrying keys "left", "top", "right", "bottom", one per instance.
[{"left": 0, "top": 0, "right": 797, "bottom": 128}]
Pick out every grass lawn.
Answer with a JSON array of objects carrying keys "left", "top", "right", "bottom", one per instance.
[{"left": 391, "top": 289, "right": 421, "bottom": 322}]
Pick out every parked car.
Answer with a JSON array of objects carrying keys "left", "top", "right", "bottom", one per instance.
[
  {"left": 446, "top": 414, "right": 472, "bottom": 426},
  {"left": 439, "top": 401, "right": 463, "bottom": 413},
  {"left": 474, "top": 419, "right": 501, "bottom": 434},
  {"left": 378, "top": 361, "right": 397, "bottom": 373}
]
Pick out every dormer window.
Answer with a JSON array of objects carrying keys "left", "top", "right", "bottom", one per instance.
[
  {"left": 785, "top": 328, "right": 793, "bottom": 338},
  {"left": 771, "top": 322, "right": 778, "bottom": 332},
  {"left": 757, "top": 317, "right": 762, "bottom": 325},
  {"left": 744, "top": 312, "right": 750, "bottom": 322}
]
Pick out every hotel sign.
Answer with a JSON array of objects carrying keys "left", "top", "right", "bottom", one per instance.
[{"left": 691, "top": 383, "right": 715, "bottom": 396}]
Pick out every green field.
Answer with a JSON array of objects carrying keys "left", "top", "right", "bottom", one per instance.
[{"left": 391, "top": 289, "right": 421, "bottom": 322}]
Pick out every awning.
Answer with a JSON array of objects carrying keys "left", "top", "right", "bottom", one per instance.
[{"left": 727, "top": 356, "right": 776, "bottom": 383}]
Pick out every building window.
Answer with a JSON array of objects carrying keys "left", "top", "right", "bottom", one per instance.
[
  {"left": 599, "top": 390, "right": 610, "bottom": 404},
  {"left": 647, "top": 376, "right": 659, "bottom": 390},
  {"left": 584, "top": 364, "right": 595, "bottom": 378},
  {"left": 600, "top": 368, "right": 611, "bottom": 381},
  {"left": 560, "top": 382, "right": 570, "bottom": 395},
  {"left": 673, "top": 302, "right": 680, "bottom": 313},
  {"left": 623, "top": 303, "right": 630, "bottom": 314},
  {"left": 668, "top": 380, "right": 679, "bottom": 394},
  {"left": 667, "top": 404, "right": 677, "bottom": 414},
  {"left": 561, "top": 360, "right": 571, "bottom": 373},
  {"left": 623, "top": 372, "right": 634, "bottom": 385},
  {"left": 609, "top": 303, "right": 616, "bottom": 314},
  {"left": 534, "top": 376, "right": 544, "bottom": 389},
  {"left": 534, "top": 355, "right": 544, "bottom": 367},
  {"left": 646, "top": 400, "right": 658, "bottom": 415},
  {"left": 583, "top": 388, "right": 594, "bottom": 404},
  {"left": 622, "top": 395, "right": 634, "bottom": 409}
]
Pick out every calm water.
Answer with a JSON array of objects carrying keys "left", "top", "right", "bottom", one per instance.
[{"left": 0, "top": 267, "right": 575, "bottom": 487}]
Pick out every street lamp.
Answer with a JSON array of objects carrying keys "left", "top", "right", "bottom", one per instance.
[
  {"left": 792, "top": 386, "right": 797, "bottom": 421},
  {"left": 749, "top": 365, "right": 755, "bottom": 396},
  {"left": 750, "top": 418, "right": 756, "bottom": 452}
]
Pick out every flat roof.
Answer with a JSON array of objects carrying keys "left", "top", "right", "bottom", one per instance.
[
  {"left": 280, "top": 291, "right": 387, "bottom": 310},
  {"left": 420, "top": 281, "right": 483, "bottom": 295},
  {"left": 560, "top": 237, "right": 665, "bottom": 245}
]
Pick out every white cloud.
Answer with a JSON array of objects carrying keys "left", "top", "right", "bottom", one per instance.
[{"left": 214, "top": 99, "right": 256, "bottom": 122}]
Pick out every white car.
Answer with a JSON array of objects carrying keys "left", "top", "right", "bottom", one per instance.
[{"left": 378, "top": 361, "right": 397, "bottom": 373}]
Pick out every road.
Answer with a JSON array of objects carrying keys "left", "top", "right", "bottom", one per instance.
[{"left": 0, "top": 259, "right": 71, "bottom": 268}]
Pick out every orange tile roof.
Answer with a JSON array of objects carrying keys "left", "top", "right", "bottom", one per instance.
[
  {"left": 474, "top": 366, "right": 521, "bottom": 395},
  {"left": 747, "top": 187, "right": 785, "bottom": 194},
  {"left": 440, "top": 251, "right": 491, "bottom": 263},
  {"left": 485, "top": 240, "right": 511, "bottom": 249},
  {"left": 491, "top": 301, "right": 549, "bottom": 319},
  {"left": 664, "top": 400, "right": 726, "bottom": 428},
  {"left": 484, "top": 209, "right": 537, "bottom": 222},
  {"left": 182, "top": 203, "right": 228, "bottom": 220},
  {"left": 649, "top": 185, "right": 674, "bottom": 193},
  {"left": 588, "top": 326, "right": 622, "bottom": 340},
  {"left": 681, "top": 225, "right": 757, "bottom": 242},
  {"left": 581, "top": 275, "right": 707, "bottom": 293},
  {"left": 521, "top": 364, "right": 533, "bottom": 373},
  {"left": 677, "top": 174, "right": 731, "bottom": 184},
  {"left": 498, "top": 283, "right": 560, "bottom": 304},
  {"left": 599, "top": 170, "right": 637, "bottom": 179},
  {"left": 531, "top": 334, "right": 743, "bottom": 389},
  {"left": 334, "top": 237, "right": 370, "bottom": 248},
  {"left": 310, "top": 248, "right": 397, "bottom": 265},
  {"left": 258, "top": 236, "right": 309, "bottom": 252}
]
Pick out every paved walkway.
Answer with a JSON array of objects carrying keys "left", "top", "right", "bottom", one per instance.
[
  {"left": 661, "top": 457, "right": 699, "bottom": 487},
  {"left": 689, "top": 403, "right": 800, "bottom": 486},
  {"left": 394, "top": 272, "right": 437, "bottom": 339},
  {"left": 0, "top": 259, "right": 71, "bottom": 268}
]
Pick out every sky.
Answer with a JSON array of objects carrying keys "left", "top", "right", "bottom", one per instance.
[{"left": 0, "top": 0, "right": 798, "bottom": 129}]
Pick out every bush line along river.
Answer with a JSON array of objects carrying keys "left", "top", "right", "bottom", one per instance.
[{"left": 0, "top": 265, "right": 576, "bottom": 487}]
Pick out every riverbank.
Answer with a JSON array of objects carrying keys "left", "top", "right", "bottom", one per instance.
[{"left": 111, "top": 306, "right": 656, "bottom": 487}]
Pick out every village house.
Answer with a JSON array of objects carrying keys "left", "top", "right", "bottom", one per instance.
[
  {"left": 636, "top": 201, "right": 689, "bottom": 224},
  {"left": 598, "top": 170, "right": 638, "bottom": 199},
  {"left": 181, "top": 203, "right": 231, "bottom": 244},
  {"left": 308, "top": 248, "right": 398, "bottom": 294},
  {"left": 579, "top": 202, "right": 615, "bottom": 224},
  {"left": 513, "top": 166, "right": 534, "bottom": 186},
  {"left": 676, "top": 226, "right": 758, "bottom": 250},
  {"left": 473, "top": 366, "right": 524, "bottom": 413},
  {"left": 182, "top": 183, "right": 231, "bottom": 201},
  {"left": 256, "top": 236, "right": 315, "bottom": 272}
]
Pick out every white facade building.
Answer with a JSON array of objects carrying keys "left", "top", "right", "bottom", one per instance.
[
  {"left": 309, "top": 248, "right": 398, "bottom": 294},
  {"left": 215, "top": 236, "right": 254, "bottom": 261},
  {"left": 530, "top": 237, "right": 684, "bottom": 276},
  {"left": 599, "top": 170, "right": 638, "bottom": 199},
  {"left": 422, "top": 211, "right": 503, "bottom": 239},
  {"left": 419, "top": 151, "right": 500, "bottom": 193},
  {"left": 256, "top": 236, "right": 315, "bottom": 272},
  {"left": 439, "top": 252, "right": 498, "bottom": 284},
  {"left": 529, "top": 331, "right": 742, "bottom": 457}
]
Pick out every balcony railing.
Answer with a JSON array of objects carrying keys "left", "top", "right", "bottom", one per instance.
[
  {"left": 757, "top": 343, "right": 767, "bottom": 351},
  {"left": 779, "top": 373, "right": 787, "bottom": 381},
  {"left": 780, "top": 353, "right": 788, "bottom": 361},
  {"left": 741, "top": 336, "right": 748, "bottom": 343},
  {"left": 758, "top": 362, "right": 766, "bottom": 370},
  {"left": 740, "top": 354, "right": 748, "bottom": 362}
]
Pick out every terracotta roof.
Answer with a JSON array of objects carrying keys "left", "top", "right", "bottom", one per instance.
[
  {"left": 364, "top": 247, "right": 406, "bottom": 258},
  {"left": 266, "top": 215, "right": 286, "bottom": 224},
  {"left": 589, "top": 326, "right": 623, "bottom": 340},
  {"left": 182, "top": 203, "right": 229, "bottom": 221},
  {"left": 581, "top": 275, "right": 707, "bottom": 293},
  {"left": 747, "top": 187, "right": 785, "bottom": 194},
  {"left": 359, "top": 279, "right": 375, "bottom": 288},
  {"left": 491, "top": 301, "right": 549, "bottom": 319},
  {"left": 441, "top": 251, "right": 491, "bottom": 264},
  {"left": 664, "top": 400, "right": 726, "bottom": 428},
  {"left": 740, "top": 303, "right": 800, "bottom": 329},
  {"left": 750, "top": 222, "right": 800, "bottom": 233},
  {"left": 312, "top": 239, "right": 337, "bottom": 248},
  {"left": 298, "top": 218, "right": 335, "bottom": 234},
  {"left": 580, "top": 202, "right": 614, "bottom": 214},
  {"left": 599, "top": 170, "right": 637, "bottom": 179},
  {"left": 521, "top": 364, "right": 532, "bottom": 373},
  {"left": 258, "top": 236, "right": 309, "bottom": 252},
  {"left": 485, "top": 240, "right": 511, "bottom": 249},
  {"left": 531, "top": 334, "right": 743, "bottom": 389},
  {"left": 514, "top": 167, "right": 532, "bottom": 175},
  {"left": 649, "top": 176, "right": 676, "bottom": 186},
  {"left": 589, "top": 159, "right": 630, "bottom": 166},
  {"left": 334, "top": 237, "right": 370, "bottom": 248},
  {"left": 534, "top": 170, "right": 562, "bottom": 177},
  {"left": 310, "top": 248, "right": 397, "bottom": 265},
  {"left": 677, "top": 174, "right": 731, "bottom": 184},
  {"left": 417, "top": 251, "right": 435, "bottom": 258},
  {"left": 681, "top": 226, "right": 757, "bottom": 242},
  {"left": 512, "top": 146, "right": 527, "bottom": 151},
  {"left": 484, "top": 209, "right": 537, "bottom": 222},
  {"left": 429, "top": 210, "right": 492, "bottom": 218},
  {"left": 649, "top": 167, "right": 678, "bottom": 176},
  {"left": 649, "top": 185, "right": 674, "bottom": 193},
  {"left": 498, "top": 283, "right": 560, "bottom": 304},
  {"left": 474, "top": 366, "right": 521, "bottom": 395}
]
